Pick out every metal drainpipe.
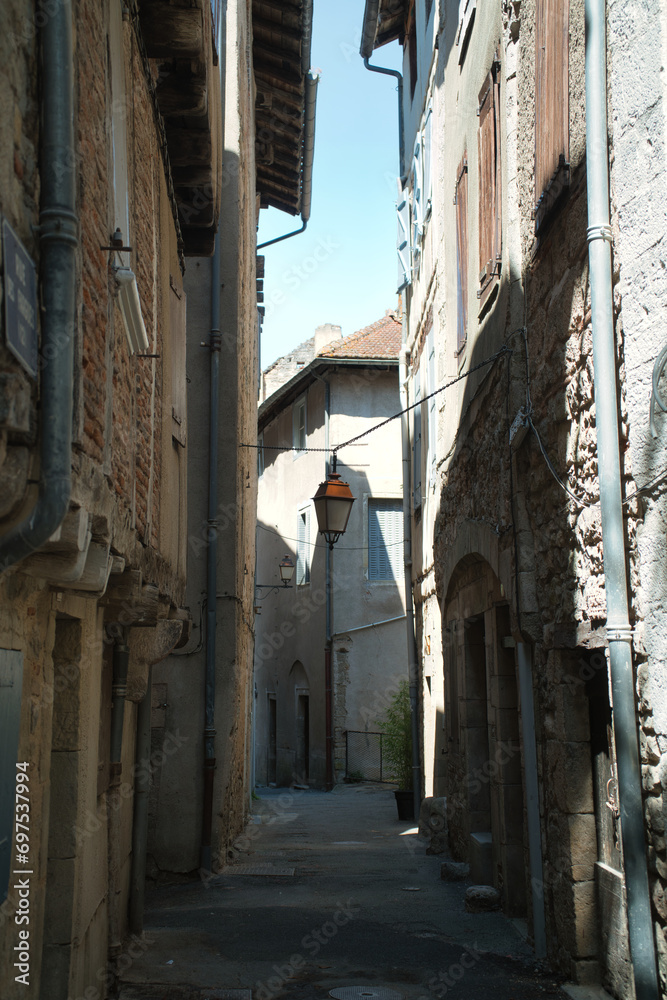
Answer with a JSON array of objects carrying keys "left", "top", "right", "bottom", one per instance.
[
  {"left": 108, "top": 642, "right": 129, "bottom": 957},
  {"left": 585, "top": 0, "right": 659, "bottom": 994},
  {"left": 399, "top": 333, "right": 423, "bottom": 822},
  {"left": 516, "top": 643, "right": 547, "bottom": 959},
  {"left": 257, "top": 71, "right": 319, "bottom": 250},
  {"left": 0, "top": 0, "right": 78, "bottom": 572},
  {"left": 129, "top": 666, "right": 152, "bottom": 934},
  {"left": 363, "top": 58, "right": 405, "bottom": 181},
  {"left": 323, "top": 377, "right": 334, "bottom": 790},
  {"left": 201, "top": 233, "right": 221, "bottom": 874}
]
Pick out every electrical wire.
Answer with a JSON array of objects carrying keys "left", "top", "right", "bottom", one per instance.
[
  {"left": 526, "top": 414, "right": 596, "bottom": 508},
  {"left": 243, "top": 346, "right": 511, "bottom": 458},
  {"left": 649, "top": 344, "right": 667, "bottom": 438},
  {"left": 256, "top": 520, "right": 404, "bottom": 551}
]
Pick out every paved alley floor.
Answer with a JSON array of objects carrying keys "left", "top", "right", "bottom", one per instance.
[{"left": 119, "top": 784, "right": 569, "bottom": 1000}]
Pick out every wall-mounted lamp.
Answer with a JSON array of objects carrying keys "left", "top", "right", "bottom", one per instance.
[
  {"left": 312, "top": 456, "right": 355, "bottom": 549},
  {"left": 255, "top": 555, "right": 295, "bottom": 599}
]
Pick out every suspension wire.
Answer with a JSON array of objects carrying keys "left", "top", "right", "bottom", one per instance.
[{"left": 243, "top": 346, "right": 512, "bottom": 458}]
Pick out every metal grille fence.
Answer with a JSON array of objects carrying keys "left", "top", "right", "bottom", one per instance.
[{"left": 345, "top": 731, "right": 388, "bottom": 783}]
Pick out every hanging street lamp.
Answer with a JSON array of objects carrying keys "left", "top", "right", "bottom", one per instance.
[
  {"left": 312, "top": 456, "right": 355, "bottom": 549},
  {"left": 255, "top": 555, "right": 295, "bottom": 603}
]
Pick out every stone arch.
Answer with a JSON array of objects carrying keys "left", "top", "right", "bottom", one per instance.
[{"left": 440, "top": 549, "right": 527, "bottom": 918}]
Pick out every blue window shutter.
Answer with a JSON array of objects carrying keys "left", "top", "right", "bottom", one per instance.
[
  {"left": 397, "top": 181, "right": 411, "bottom": 292},
  {"left": 413, "top": 380, "right": 422, "bottom": 511},
  {"left": 423, "top": 107, "right": 433, "bottom": 216},
  {"left": 369, "top": 501, "right": 403, "bottom": 580},
  {"left": 0, "top": 650, "right": 23, "bottom": 902}
]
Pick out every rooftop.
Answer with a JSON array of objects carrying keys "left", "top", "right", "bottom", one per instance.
[{"left": 317, "top": 311, "right": 401, "bottom": 359}]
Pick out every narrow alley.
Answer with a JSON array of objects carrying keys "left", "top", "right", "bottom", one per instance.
[{"left": 118, "top": 785, "right": 568, "bottom": 1000}]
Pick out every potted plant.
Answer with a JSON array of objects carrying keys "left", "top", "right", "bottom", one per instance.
[{"left": 377, "top": 679, "right": 414, "bottom": 820}]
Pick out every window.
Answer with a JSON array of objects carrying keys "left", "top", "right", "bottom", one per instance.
[
  {"left": 408, "top": 25, "right": 418, "bottom": 100},
  {"left": 477, "top": 62, "right": 502, "bottom": 312},
  {"left": 427, "top": 324, "right": 436, "bottom": 483},
  {"left": 412, "top": 376, "right": 422, "bottom": 513},
  {"left": 457, "top": 0, "right": 476, "bottom": 64},
  {"left": 109, "top": 0, "right": 129, "bottom": 242},
  {"left": 454, "top": 153, "right": 469, "bottom": 355},
  {"left": 258, "top": 432, "right": 264, "bottom": 478},
  {"left": 170, "top": 280, "right": 186, "bottom": 446},
  {"left": 397, "top": 181, "right": 411, "bottom": 292},
  {"left": 292, "top": 395, "right": 306, "bottom": 455},
  {"left": 534, "top": 0, "right": 569, "bottom": 236},
  {"left": 423, "top": 106, "right": 433, "bottom": 220},
  {"left": 296, "top": 506, "right": 311, "bottom": 585},
  {"left": 368, "top": 500, "right": 403, "bottom": 581},
  {"left": 411, "top": 135, "right": 423, "bottom": 258}
]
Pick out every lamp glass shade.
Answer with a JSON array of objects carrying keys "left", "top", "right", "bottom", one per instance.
[
  {"left": 279, "top": 555, "right": 295, "bottom": 584},
  {"left": 312, "top": 473, "right": 355, "bottom": 543}
]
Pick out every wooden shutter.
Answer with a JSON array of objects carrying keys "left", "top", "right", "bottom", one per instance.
[
  {"left": 534, "top": 0, "right": 569, "bottom": 235},
  {"left": 477, "top": 64, "right": 502, "bottom": 311},
  {"left": 397, "top": 182, "right": 411, "bottom": 291},
  {"left": 412, "top": 379, "right": 422, "bottom": 512},
  {"left": 454, "top": 154, "right": 469, "bottom": 354}
]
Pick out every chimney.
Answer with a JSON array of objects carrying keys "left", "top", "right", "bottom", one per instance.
[{"left": 314, "top": 323, "right": 343, "bottom": 355}]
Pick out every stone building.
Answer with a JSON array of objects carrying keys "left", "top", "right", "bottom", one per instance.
[
  {"left": 149, "top": 0, "right": 317, "bottom": 880},
  {"left": 0, "top": 0, "right": 221, "bottom": 997},
  {"left": 360, "top": 0, "right": 667, "bottom": 996},
  {"left": 255, "top": 314, "right": 407, "bottom": 789}
]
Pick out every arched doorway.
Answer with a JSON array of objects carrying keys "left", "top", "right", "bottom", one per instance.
[{"left": 442, "top": 555, "right": 527, "bottom": 916}]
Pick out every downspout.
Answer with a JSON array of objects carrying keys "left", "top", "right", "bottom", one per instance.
[
  {"left": 516, "top": 643, "right": 547, "bottom": 959},
  {"left": 360, "top": 1, "right": 405, "bottom": 179},
  {"left": 108, "top": 642, "right": 129, "bottom": 958},
  {"left": 324, "top": 378, "right": 334, "bottom": 790},
  {"left": 201, "top": 232, "right": 221, "bottom": 873},
  {"left": 0, "top": 0, "right": 78, "bottom": 572},
  {"left": 399, "top": 332, "right": 422, "bottom": 822},
  {"left": 584, "top": 1, "right": 659, "bottom": 995},
  {"left": 129, "top": 666, "right": 152, "bottom": 934},
  {"left": 257, "top": 71, "right": 319, "bottom": 250}
]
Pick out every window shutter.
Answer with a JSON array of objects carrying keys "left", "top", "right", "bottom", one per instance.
[
  {"left": 369, "top": 501, "right": 403, "bottom": 581},
  {"left": 170, "top": 281, "right": 187, "bottom": 446},
  {"left": 423, "top": 106, "right": 433, "bottom": 217},
  {"left": 412, "top": 135, "right": 423, "bottom": 249},
  {"left": 454, "top": 154, "right": 469, "bottom": 354},
  {"left": 428, "top": 327, "right": 436, "bottom": 482},
  {"left": 477, "top": 64, "right": 501, "bottom": 311},
  {"left": 412, "top": 379, "right": 422, "bottom": 512},
  {"left": 534, "top": 0, "right": 569, "bottom": 235},
  {"left": 457, "top": 0, "right": 476, "bottom": 62},
  {"left": 397, "top": 181, "right": 411, "bottom": 292},
  {"left": 297, "top": 507, "right": 310, "bottom": 585}
]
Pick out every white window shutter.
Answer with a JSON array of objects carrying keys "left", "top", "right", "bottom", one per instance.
[
  {"left": 397, "top": 180, "right": 411, "bottom": 292},
  {"left": 412, "top": 136, "right": 424, "bottom": 248},
  {"left": 423, "top": 107, "right": 433, "bottom": 216},
  {"left": 457, "top": 0, "right": 476, "bottom": 58},
  {"left": 297, "top": 507, "right": 310, "bottom": 584},
  {"left": 412, "top": 380, "right": 422, "bottom": 511}
]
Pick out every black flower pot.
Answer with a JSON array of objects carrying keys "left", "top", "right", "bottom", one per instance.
[{"left": 394, "top": 789, "right": 415, "bottom": 821}]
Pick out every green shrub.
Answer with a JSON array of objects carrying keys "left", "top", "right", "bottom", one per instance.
[{"left": 377, "top": 679, "right": 413, "bottom": 790}]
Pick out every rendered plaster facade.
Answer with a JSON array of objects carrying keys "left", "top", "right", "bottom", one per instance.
[{"left": 255, "top": 323, "right": 406, "bottom": 790}]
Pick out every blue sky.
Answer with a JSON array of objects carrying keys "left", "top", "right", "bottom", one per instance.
[{"left": 257, "top": 0, "right": 403, "bottom": 369}]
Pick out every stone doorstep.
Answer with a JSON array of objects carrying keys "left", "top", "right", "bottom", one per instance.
[{"left": 561, "top": 985, "right": 615, "bottom": 1000}]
